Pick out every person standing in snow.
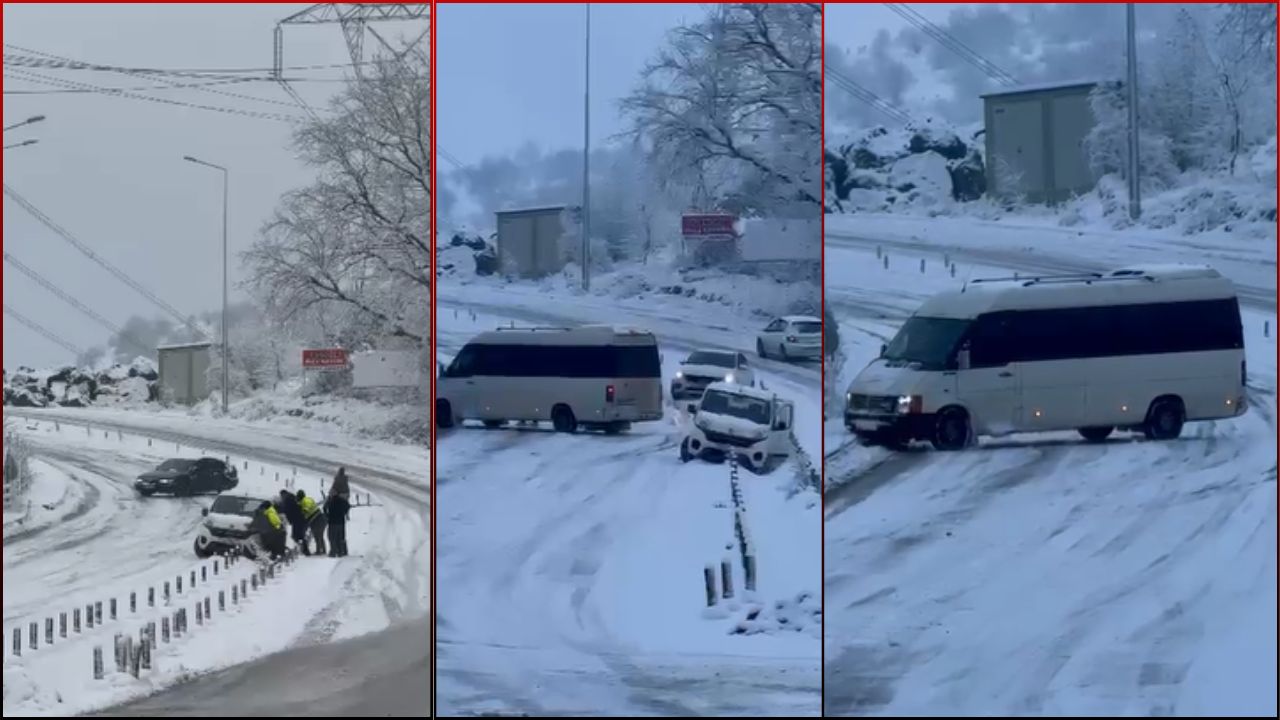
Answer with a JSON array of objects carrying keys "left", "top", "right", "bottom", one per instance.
[
  {"left": 324, "top": 489, "right": 351, "bottom": 557},
  {"left": 297, "top": 489, "right": 327, "bottom": 556},
  {"left": 329, "top": 466, "right": 351, "bottom": 502},
  {"left": 278, "top": 489, "right": 310, "bottom": 555}
]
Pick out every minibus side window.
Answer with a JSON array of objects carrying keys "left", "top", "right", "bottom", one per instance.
[{"left": 969, "top": 313, "right": 1013, "bottom": 368}]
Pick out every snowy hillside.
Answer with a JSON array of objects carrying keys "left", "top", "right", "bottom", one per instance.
[{"left": 826, "top": 123, "right": 1277, "bottom": 243}]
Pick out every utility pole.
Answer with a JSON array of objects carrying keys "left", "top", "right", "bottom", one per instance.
[
  {"left": 581, "top": 3, "right": 592, "bottom": 292},
  {"left": 183, "top": 155, "right": 230, "bottom": 414},
  {"left": 1125, "top": 3, "right": 1141, "bottom": 220}
]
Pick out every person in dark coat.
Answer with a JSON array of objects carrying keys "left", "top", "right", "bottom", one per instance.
[
  {"left": 324, "top": 491, "right": 351, "bottom": 558},
  {"left": 329, "top": 467, "right": 351, "bottom": 502},
  {"left": 278, "top": 489, "right": 310, "bottom": 555}
]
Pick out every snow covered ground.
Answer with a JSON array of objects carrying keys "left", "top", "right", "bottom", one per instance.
[
  {"left": 824, "top": 221, "right": 1277, "bottom": 716},
  {"left": 436, "top": 273, "right": 821, "bottom": 715},
  {"left": 1, "top": 412, "right": 429, "bottom": 716},
  {"left": 827, "top": 213, "right": 1276, "bottom": 309}
]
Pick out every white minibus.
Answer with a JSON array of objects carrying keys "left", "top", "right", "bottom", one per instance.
[
  {"left": 437, "top": 325, "right": 663, "bottom": 433},
  {"left": 844, "top": 265, "right": 1247, "bottom": 450}
]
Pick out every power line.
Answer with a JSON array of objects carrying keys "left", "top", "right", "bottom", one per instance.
[
  {"left": 3, "top": 68, "right": 302, "bottom": 123},
  {"left": 436, "top": 146, "right": 464, "bottom": 170},
  {"left": 3, "top": 45, "right": 370, "bottom": 78},
  {"left": 3, "top": 76, "right": 349, "bottom": 95},
  {"left": 3, "top": 304, "right": 83, "bottom": 357},
  {"left": 882, "top": 3, "right": 1019, "bottom": 87},
  {"left": 3, "top": 252, "right": 151, "bottom": 354},
  {"left": 3, "top": 184, "right": 208, "bottom": 341},
  {"left": 824, "top": 64, "right": 914, "bottom": 124},
  {"left": 8, "top": 45, "right": 314, "bottom": 112}
]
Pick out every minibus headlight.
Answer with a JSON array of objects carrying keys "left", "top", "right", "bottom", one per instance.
[
  {"left": 725, "top": 373, "right": 735, "bottom": 383},
  {"left": 896, "top": 395, "right": 923, "bottom": 414},
  {"left": 675, "top": 371, "right": 684, "bottom": 380}
]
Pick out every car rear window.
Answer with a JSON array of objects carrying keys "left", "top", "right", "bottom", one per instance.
[
  {"left": 210, "top": 496, "right": 262, "bottom": 516},
  {"left": 686, "top": 351, "right": 734, "bottom": 368},
  {"left": 792, "top": 322, "right": 821, "bottom": 333}
]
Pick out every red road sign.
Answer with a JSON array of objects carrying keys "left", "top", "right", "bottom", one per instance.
[
  {"left": 681, "top": 213, "right": 738, "bottom": 236},
  {"left": 302, "top": 348, "right": 348, "bottom": 369}
]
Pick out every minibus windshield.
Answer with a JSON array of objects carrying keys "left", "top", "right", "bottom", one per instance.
[{"left": 883, "top": 317, "right": 970, "bottom": 370}]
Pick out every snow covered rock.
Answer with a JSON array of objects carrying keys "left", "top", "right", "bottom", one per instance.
[
  {"left": 826, "top": 120, "right": 986, "bottom": 209},
  {"left": 128, "top": 356, "right": 158, "bottom": 381}
]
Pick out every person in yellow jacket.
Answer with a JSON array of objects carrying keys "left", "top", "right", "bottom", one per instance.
[
  {"left": 250, "top": 500, "right": 287, "bottom": 560},
  {"left": 296, "top": 490, "right": 328, "bottom": 556}
]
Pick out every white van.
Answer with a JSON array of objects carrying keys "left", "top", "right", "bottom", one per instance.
[
  {"left": 845, "top": 265, "right": 1247, "bottom": 450},
  {"left": 437, "top": 325, "right": 663, "bottom": 433}
]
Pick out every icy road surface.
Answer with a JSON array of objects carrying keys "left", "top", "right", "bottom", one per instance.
[
  {"left": 1, "top": 410, "right": 429, "bottom": 716},
  {"left": 823, "top": 226, "right": 1278, "bottom": 716},
  {"left": 436, "top": 283, "right": 822, "bottom": 716}
]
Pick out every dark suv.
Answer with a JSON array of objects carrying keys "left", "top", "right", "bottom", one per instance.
[{"left": 135, "top": 458, "right": 238, "bottom": 497}]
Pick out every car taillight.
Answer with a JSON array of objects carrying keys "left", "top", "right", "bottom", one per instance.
[{"left": 606, "top": 384, "right": 616, "bottom": 402}]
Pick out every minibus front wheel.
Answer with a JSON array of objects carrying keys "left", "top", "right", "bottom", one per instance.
[
  {"left": 932, "top": 407, "right": 971, "bottom": 451},
  {"left": 436, "top": 399, "right": 455, "bottom": 429}
]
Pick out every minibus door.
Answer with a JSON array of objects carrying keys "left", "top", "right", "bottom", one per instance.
[{"left": 954, "top": 325, "right": 1020, "bottom": 436}]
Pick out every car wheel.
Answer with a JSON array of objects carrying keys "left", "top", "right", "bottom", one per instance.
[
  {"left": 931, "top": 407, "right": 970, "bottom": 451},
  {"left": 174, "top": 478, "right": 192, "bottom": 497},
  {"left": 193, "top": 537, "right": 213, "bottom": 559},
  {"left": 756, "top": 339, "right": 767, "bottom": 358},
  {"left": 436, "top": 399, "right": 456, "bottom": 429},
  {"left": 679, "top": 437, "right": 694, "bottom": 462},
  {"left": 1144, "top": 397, "right": 1185, "bottom": 440},
  {"left": 551, "top": 405, "right": 577, "bottom": 433},
  {"left": 1078, "top": 426, "right": 1114, "bottom": 443}
]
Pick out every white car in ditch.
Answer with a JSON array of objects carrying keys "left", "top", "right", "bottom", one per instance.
[
  {"left": 679, "top": 381, "right": 795, "bottom": 473},
  {"left": 670, "top": 349, "right": 755, "bottom": 401},
  {"left": 193, "top": 491, "right": 277, "bottom": 559}
]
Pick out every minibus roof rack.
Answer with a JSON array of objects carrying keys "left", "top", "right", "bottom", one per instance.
[
  {"left": 970, "top": 272, "right": 1102, "bottom": 285},
  {"left": 964, "top": 272, "right": 1101, "bottom": 292},
  {"left": 1021, "top": 275, "right": 1155, "bottom": 287}
]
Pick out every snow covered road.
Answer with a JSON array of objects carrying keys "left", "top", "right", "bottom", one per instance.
[
  {"left": 823, "top": 223, "right": 1278, "bottom": 716},
  {"left": 2, "top": 410, "right": 430, "bottom": 716},
  {"left": 436, "top": 284, "right": 822, "bottom": 716}
]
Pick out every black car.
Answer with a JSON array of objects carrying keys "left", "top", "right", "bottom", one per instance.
[{"left": 135, "top": 458, "right": 238, "bottom": 497}]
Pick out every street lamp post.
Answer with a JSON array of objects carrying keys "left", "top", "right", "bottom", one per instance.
[
  {"left": 581, "top": 3, "right": 591, "bottom": 292},
  {"left": 4, "top": 115, "right": 45, "bottom": 133},
  {"left": 183, "top": 155, "right": 230, "bottom": 414}
]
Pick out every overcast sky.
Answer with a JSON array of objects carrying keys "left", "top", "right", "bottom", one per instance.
[
  {"left": 437, "top": 3, "right": 702, "bottom": 166},
  {"left": 3, "top": 3, "right": 424, "bottom": 368}
]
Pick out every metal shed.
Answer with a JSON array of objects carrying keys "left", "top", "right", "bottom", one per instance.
[
  {"left": 982, "top": 80, "right": 1104, "bottom": 204},
  {"left": 157, "top": 341, "right": 212, "bottom": 406},
  {"left": 495, "top": 205, "right": 571, "bottom": 278}
]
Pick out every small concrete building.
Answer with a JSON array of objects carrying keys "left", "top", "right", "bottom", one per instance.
[
  {"left": 982, "top": 80, "right": 1103, "bottom": 204},
  {"left": 495, "top": 205, "right": 571, "bottom": 278},
  {"left": 157, "top": 341, "right": 212, "bottom": 406}
]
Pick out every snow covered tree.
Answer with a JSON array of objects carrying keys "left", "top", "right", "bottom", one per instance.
[
  {"left": 622, "top": 3, "right": 821, "bottom": 217},
  {"left": 245, "top": 42, "right": 429, "bottom": 347}
]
